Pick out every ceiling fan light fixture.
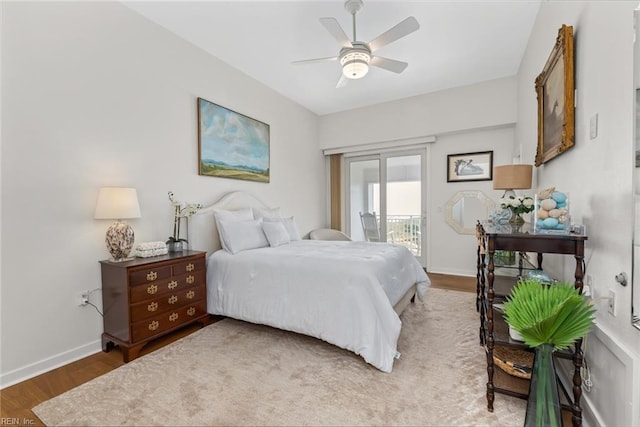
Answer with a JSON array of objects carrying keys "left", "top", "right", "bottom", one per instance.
[{"left": 340, "top": 50, "right": 370, "bottom": 79}]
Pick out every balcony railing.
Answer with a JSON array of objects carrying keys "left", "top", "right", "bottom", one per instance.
[{"left": 385, "top": 215, "right": 421, "bottom": 256}]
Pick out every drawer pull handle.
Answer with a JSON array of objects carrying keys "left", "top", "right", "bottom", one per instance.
[
  {"left": 147, "top": 284, "right": 158, "bottom": 295},
  {"left": 169, "top": 312, "right": 179, "bottom": 322},
  {"left": 168, "top": 280, "right": 178, "bottom": 290},
  {"left": 186, "top": 275, "right": 195, "bottom": 285},
  {"left": 148, "top": 320, "right": 159, "bottom": 331},
  {"left": 147, "top": 302, "right": 158, "bottom": 312},
  {"left": 186, "top": 263, "right": 195, "bottom": 272},
  {"left": 168, "top": 295, "right": 178, "bottom": 304},
  {"left": 187, "top": 307, "right": 196, "bottom": 316},
  {"left": 186, "top": 290, "right": 195, "bottom": 299},
  {"left": 146, "top": 271, "right": 158, "bottom": 281}
]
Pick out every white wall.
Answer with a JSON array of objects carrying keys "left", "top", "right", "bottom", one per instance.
[
  {"left": 428, "top": 126, "right": 514, "bottom": 276},
  {"left": 319, "top": 76, "right": 517, "bottom": 149},
  {"left": 0, "top": 2, "right": 325, "bottom": 387},
  {"left": 516, "top": 2, "right": 639, "bottom": 425},
  {"left": 319, "top": 77, "right": 518, "bottom": 274}
]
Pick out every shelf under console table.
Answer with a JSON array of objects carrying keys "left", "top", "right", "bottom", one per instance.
[{"left": 479, "top": 222, "right": 588, "bottom": 427}]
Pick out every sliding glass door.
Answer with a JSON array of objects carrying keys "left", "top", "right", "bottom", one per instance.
[{"left": 346, "top": 150, "right": 426, "bottom": 266}]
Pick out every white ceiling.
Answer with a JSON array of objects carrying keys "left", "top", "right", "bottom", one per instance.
[{"left": 124, "top": 1, "right": 540, "bottom": 116}]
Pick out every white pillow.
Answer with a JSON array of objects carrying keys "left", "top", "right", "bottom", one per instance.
[
  {"left": 214, "top": 208, "right": 254, "bottom": 251},
  {"left": 264, "top": 216, "right": 301, "bottom": 241},
  {"left": 253, "top": 207, "right": 281, "bottom": 220},
  {"left": 217, "top": 218, "right": 269, "bottom": 254},
  {"left": 262, "top": 221, "right": 290, "bottom": 247}
]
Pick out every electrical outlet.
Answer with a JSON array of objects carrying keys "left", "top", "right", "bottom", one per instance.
[
  {"left": 608, "top": 290, "right": 616, "bottom": 316},
  {"left": 79, "top": 291, "right": 89, "bottom": 307}
]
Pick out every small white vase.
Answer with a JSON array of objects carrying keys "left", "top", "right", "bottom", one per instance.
[{"left": 509, "top": 325, "right": 524, "bottom": 342}]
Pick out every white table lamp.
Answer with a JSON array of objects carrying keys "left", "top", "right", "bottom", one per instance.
[{"left": 94, "top": 187, "right": 141, "bottom": 261}]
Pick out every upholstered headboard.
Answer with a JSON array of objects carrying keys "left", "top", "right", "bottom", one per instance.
[{"left": 188, "top": 191, "right": 270, "bottom": 256}]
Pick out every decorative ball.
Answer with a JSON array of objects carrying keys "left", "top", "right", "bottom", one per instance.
[
  {"left": 537, "top": 209, "right": 549, "bottom": 219},
  {"left": 548, "top": 209, "right": 561, "bottom": 218},
  {"left": 540, "top": 198, "right": 557, "bottom": 211},
  {"left": 551, "top": 192, "right": 567, "bottom": 203},
  {"left": 543, "top": 217, "right": 559, "bottom": 228}
]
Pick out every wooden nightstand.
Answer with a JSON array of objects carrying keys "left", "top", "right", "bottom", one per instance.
[{"left": 100, "top": 250, "right": 210, "bottom": 362}]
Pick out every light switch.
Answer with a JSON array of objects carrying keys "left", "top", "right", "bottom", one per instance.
[{"left": 590, "top": 114, "right": 598, "bottom": 139}]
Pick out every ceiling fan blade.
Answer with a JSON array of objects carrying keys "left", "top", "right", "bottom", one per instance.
[
  {"left": 291, "top": 56, "right": 338, "bottom": 65},
  {"left": 336, "top": 74, "right": 349, "bottom": 88},
  {"left": 370, "top": 56, "right": 408, "bottom": 74},
  {"left": 320, "top": 17, "right": 353, "bottom": 49},
  {"left": 368, "top": 16, "right": 420, "bottom": 52}
]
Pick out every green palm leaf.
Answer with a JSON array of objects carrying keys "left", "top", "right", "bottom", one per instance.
[{"left": 503, "top": 280, "right": 595, "bottom": 350}]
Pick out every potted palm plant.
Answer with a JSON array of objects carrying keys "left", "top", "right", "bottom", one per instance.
[{"left": 503, "top": 279, "right": 595, "bottom": 427}]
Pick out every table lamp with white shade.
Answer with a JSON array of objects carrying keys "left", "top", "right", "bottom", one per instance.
[{"left": 94, "top": 187, "right": 141, "bottom": 261}]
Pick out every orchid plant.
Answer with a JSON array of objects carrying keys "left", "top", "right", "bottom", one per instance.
[{"left": 167, "top": 191, "right": 203, "bottom": 244}]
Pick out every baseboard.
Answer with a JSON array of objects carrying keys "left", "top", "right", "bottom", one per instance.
[
  {"left": 426, "top": 268, "right": 475, "bottom": 277},
  {"left": 0, "top": 340, "right": 102, "bottom": 389}
]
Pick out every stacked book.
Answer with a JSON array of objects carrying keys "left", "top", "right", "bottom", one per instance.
[{"left": 135, "top": 241, "right": 168, "bottom": 258}]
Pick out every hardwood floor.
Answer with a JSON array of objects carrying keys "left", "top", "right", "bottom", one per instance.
[
  {"left": 427, "top": 272, "right": 476, "bottom": 293},
  {"left": 1, "top": 273, "right": 472, "bottom": 425}
]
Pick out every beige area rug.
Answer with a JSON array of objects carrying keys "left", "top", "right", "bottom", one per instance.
[{"left": 33, "top": 288, "right": 525, "bottom": 426}]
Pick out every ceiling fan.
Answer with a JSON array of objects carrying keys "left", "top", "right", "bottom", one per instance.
[{"left": 293, "top": 0, "right": 420, "bottom": 88}]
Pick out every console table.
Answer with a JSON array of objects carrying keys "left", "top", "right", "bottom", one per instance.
[{"left": 478, "top": 222, "right": 588, "bottom": 427}]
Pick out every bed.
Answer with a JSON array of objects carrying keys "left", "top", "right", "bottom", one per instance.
[{"left": 189, "top": 191, "right": 430, "bottom": 372}]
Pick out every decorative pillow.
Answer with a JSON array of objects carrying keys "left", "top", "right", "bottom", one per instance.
[
  {"left": 262, "top": 221, "right": 290, "bottom": 247},
  {"left": 217, "top": 218, "right": 269, "bottom": 254},
  {"left": 253, "top": 207, "right": 281, "bottom": 220},
  {"left": 214, "top": 208, "right": 254, "bottom": 251},
  {"left": 282, "top": 217, "right": 301, "bottom": 241},
  {"left": 264, "top": 216, "right": 301, "bottom": 241}
]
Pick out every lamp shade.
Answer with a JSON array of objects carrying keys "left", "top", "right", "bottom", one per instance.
[
  {"left": 340, "top": 49, "right": 370, "bottom": 80},
  {"left": 94, "top": 187, "right": 141, "bottom": 219},
  {"left": 493, "top": 165, "right": 533, "bottom": 191}
]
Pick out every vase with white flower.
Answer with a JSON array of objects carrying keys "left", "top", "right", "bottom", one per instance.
[
  {"left": 500, "top": 194, "right": 534, "bottom": 225},
  {"left": 166, "top": 191, "right": 203, "bottom": 252}
]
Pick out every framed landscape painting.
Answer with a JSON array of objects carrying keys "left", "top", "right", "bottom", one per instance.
[
  {"left": 535, "top": 25, "right": 574, "bottom": 166},
  {"left": 198, "top": 97, "right": 270, "bottom": 183},
  {"left": 447, "top": 151, "right": 493, "bottom": 183}
]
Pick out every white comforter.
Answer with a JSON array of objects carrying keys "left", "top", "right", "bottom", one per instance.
[{"left": 206, "top": 240, "right": 430, "bottom": 372}]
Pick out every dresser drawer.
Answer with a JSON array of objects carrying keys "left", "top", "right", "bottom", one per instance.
[
  {"left": 173, "top": 258, "right": 205, "bottom": 275},
  {"left": 131, "top": 300, "right": 207, "bottom": 342},
  {"left": 174, "top": 270, "right": 205, "bottom": 288},
  {"left": 129, "top": 284, "right": 206, "bottom": 323},
  {"left": 129, "top": 270, "right": 205, "bottom": 303},
  {"left": 129, "top": 265, "right": 172, "bottom": 286}
]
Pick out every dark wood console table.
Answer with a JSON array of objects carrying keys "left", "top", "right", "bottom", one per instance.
[{"left": 479, "top": 222, "right": 588, "bottom": 427}]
